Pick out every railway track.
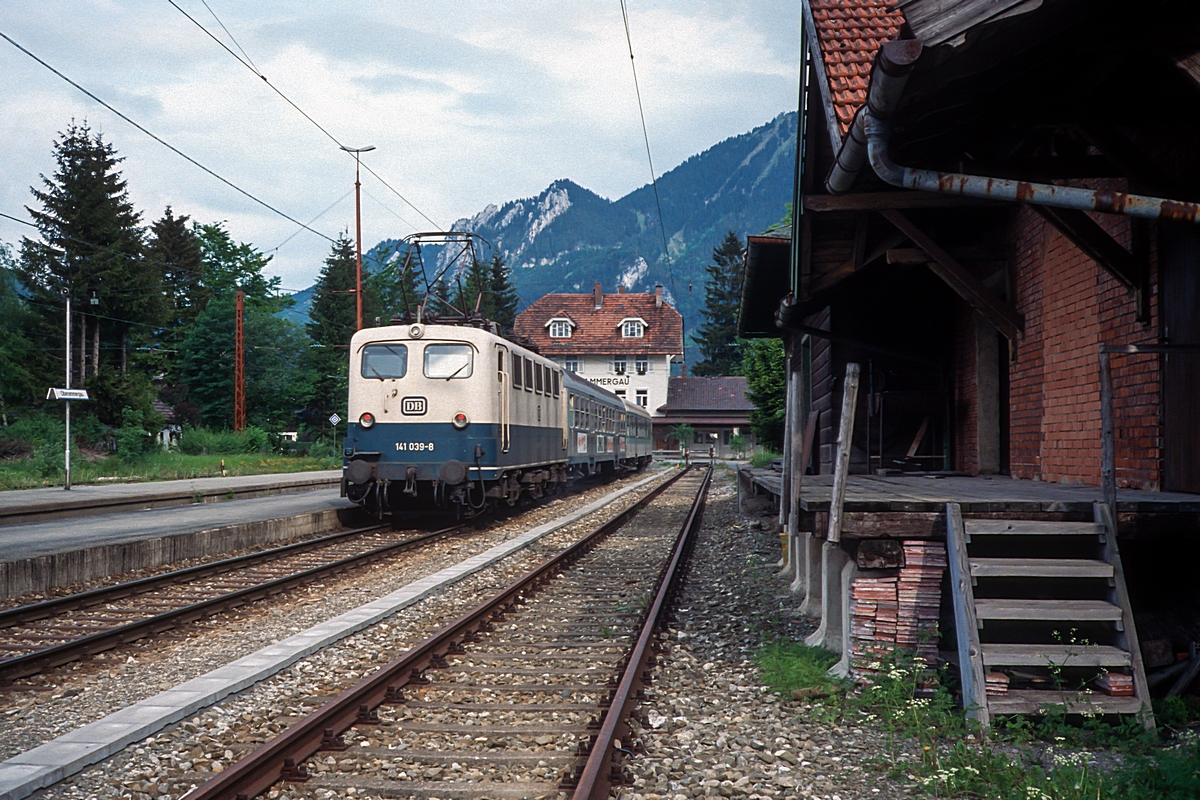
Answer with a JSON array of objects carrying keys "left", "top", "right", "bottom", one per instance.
[
  {"left": 0, "top": 523, "right": 465, "bottom": 682},
  {"left": 182, "top": 465, "right": 711, "bottom": 800}
]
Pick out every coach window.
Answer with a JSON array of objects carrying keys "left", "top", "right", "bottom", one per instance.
[
  {"left": 424, "top": 344, "right": 473, "bottom": 379},
  {"left": 552, "top": 371, "right": 560, "bottom": 397},
  {"left": 361, "top": 343, "right": 408, "bottom": 379},
  {"left": 535, "top": 362, "right": 544, "bottom": 394},
  {"left": 524, "top": 358, "right": 534, "bottom": 391},
  {"left": 513, "top": 354, "right": 523, "bottom": 389}
]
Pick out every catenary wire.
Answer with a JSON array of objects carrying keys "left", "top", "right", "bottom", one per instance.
[
  {"left": 199, "top": 0, "right": 259, "bottom": 74},
  {"left": 0, "top": 29, "right": 335, "bottom": 245},
  {"left": 618, "top": 0, "right": 676, "bottom": 302},
  {"left": 168, "top": 0, "right": 441, "bottom": 230}
]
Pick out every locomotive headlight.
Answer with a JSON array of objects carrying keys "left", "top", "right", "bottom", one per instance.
[
  {"left": 408, "top": 324, "right": 424, "bottom": 338},
  {"left": 452, "top": 412, "right": 469, "bottom": 429},
  {"left": 359, "top": 412, "right": 376, "bottom": 429}
]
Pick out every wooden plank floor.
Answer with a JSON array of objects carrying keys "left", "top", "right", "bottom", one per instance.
[{"left": 741, "top": 470, "right": 1200, "bottom": 513}]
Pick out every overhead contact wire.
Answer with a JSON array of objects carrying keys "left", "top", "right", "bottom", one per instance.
[
  {"left": 169, "top": 0, "right": 441, "bottom": 230},
  {"left": 0, "top": 29, "right": 335, "bottom": 245},
  {"left": 619, "top": 0, "right": 677, "bottom": 302}
]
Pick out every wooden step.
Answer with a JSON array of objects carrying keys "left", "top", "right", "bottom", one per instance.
[
  {"left": 970, "top": 558, "right": 1113, "bottom": 579},
  {"left": 981, "top": 643, "right": 1131, "bottom": 668},
  {"left": 986, "top": 689, "right": 1142, "bottom": 715},
  {"left": 964, "top": 520, "right": 1105, "bottom": 536},
  {"left": 974, "top": 599, "right": 1123, "bottom": 622}
]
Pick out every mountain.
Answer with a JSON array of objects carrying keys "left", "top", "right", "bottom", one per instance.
[{"left": 283, "top": 111, "right": 797, "bottom": 357}]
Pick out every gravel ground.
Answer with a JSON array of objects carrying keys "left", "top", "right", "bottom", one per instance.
[
  {"left": 0, "top": 468, "right": 674, "bottom": 769},
  {"left": 619, "top": 468, "right": 914, "bottom": 800}
]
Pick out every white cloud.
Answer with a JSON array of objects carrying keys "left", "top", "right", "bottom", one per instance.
[{"left": 0, "top": 0, "right": 798, "bottom": 290}]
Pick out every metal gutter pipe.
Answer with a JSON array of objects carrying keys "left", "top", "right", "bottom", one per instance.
[
  {"left": 826, "top": 40, "right": 923, "bottom": 195},
  {"left": 866, "top": 117, "right": 1200, "bottom": 223},
  {"left": 840, "top": 44, "right": 1200, "bottom": 224}
]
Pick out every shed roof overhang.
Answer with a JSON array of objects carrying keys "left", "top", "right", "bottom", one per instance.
[{"left": 737, "top": 234, "right": 791, "bottom": 338}]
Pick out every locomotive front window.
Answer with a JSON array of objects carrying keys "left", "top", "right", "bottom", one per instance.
[
  {"left": 424, "top": 344, "right": 473, "bottom": 379},
  {"left": 361, "top": 343, "right": 408, "bottom": 379}
]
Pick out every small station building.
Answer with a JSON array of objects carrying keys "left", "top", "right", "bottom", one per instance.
[{"left": 739, "top": 0, "right": 1200, "bottom": 727}]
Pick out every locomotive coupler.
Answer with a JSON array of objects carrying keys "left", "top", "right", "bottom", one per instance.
[{"left": 403, "top": 466, "right": 418, "bottom": 496}]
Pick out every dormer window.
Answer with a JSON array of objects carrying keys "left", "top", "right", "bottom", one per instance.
[
  {"left": 546, "top": 316, "right": 575, "bottom": 339},
  {"left": 619, "top": 317, "right": 646, "bottom": 338}
]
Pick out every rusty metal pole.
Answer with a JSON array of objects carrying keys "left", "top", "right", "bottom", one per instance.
[
  {"left": 341, "top": 145, "right": 375, "bottom": 331},
  {"left": 235, "top": 290, "right": 245, "bottom": 432}
]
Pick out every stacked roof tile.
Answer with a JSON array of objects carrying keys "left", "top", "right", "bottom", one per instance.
[{"left": 810, "top": 0, "right": 905, "bottom": 137}]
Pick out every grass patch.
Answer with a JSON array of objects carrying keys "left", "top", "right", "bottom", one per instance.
[
  {"left": 0, "top": 451, "right": 339, "bottom": 490},
  {"left": 757, "top": 640, "right": 839, "bottom": 697},
  {"left": 760, "top": 641, "right": 1200, "bottom": 799}
]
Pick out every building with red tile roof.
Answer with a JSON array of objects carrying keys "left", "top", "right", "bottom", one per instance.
[
  {"left": 808, "top": 0, "right": 904, "bottom": 138},
  {"left": 512, "top": 283, "right": 683, "bottom": 415}
]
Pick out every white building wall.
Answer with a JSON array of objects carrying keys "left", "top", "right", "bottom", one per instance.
[{"left": 553, "top": 352, "right": 672, "bottom": 416}]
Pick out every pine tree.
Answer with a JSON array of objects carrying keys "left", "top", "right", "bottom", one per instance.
[
  {"left": 304, "top": 234, "right": 359, "bottom": 433},
  {"left": 458, "top": 256, "right": 491, "bottom": 319},
  {"left": 692, "top": 230, "right": 746, "bottom": 376},
  {"left": 17, "top": 122, "right": 163, "bottom": 413},
  {"left": 149, "top": 207, "right": 205, "bottom": 330},
  {"left": 488, "top": 253, "right": 519, "bottom": 330}
]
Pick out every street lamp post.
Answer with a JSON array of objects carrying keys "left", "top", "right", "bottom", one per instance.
[{"left": 340, "top": 145, "right": 375, "bottom": 331}]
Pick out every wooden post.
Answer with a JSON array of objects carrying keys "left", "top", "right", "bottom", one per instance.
[
  {"left": 946, "top": 502, "right": 988, "bottom": 729},
  {"left": 827, "top": 363, "right": 860, "bottom": 543},
  {"left": 1099, "top": 349, "right": 1115, "bottom": 525}
]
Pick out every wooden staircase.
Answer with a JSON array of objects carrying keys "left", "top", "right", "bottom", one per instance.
[{"left": 946, "top": 502, "right": 1153, "bottom": 729}]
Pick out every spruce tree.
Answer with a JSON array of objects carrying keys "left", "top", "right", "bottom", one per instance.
[
  {"left": 19, "top": 122, "right": 146, "bottom": 385},
  {"left": 304, "top": 234, "right": 358, "bottom": 432},
  {"left": 488, "top": 253, "right": 519, "bottom": 330},
  {"left": 458, "top": 256, "right": 491, "bottom": 319},
  {"left": 194, "top": 221, "right": 281, "bottom": 305},
  {"left": 147, "top": 207, "right": 203, "bottom": 384},
  {"left": 692, "top": 230, "right": 746, "bottom": 376}
]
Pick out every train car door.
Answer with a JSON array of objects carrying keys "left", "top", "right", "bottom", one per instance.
[{"left": 496, "top": 344, "right": 511, "bottom": 453}]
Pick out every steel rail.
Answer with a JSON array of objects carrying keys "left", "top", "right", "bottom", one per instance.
[
  {"left": 0, "top": 524, "right": 463, "bottom": 681},
  {"left": 181, "top": 466, "right": 691, "bottom": 800},
  {"left": 0, "top": 524, "right": 391, "bottom": 629},
  {"left": 569, "top": 466, "right": 711, "bottom": 798}
]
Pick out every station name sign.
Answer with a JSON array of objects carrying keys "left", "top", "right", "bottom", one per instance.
[
  {"left": 46, "top": 388, "right": 89, "bottom": 401},
  {"left": 585, "top": 375, "right": 630, "bottom": 387}
]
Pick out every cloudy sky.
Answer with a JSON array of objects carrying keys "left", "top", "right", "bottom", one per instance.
[{"left": 0, "top": 2, "right": 799, "bottom": 291}]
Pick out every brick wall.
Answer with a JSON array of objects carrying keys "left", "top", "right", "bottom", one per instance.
[{"left": 987, "top": 193, "right": 1161, "bottom": 488}]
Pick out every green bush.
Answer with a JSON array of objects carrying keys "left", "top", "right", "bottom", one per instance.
[
  {"left": 307, "top": 439, "right": 338, "bottom": 460},
  {"left": 115, "top": 407, "right": 155, "bottom": 461},
  {"left": 242, "top": 426, "right": 270, "bottom": 454},
  {"left": 180, "top": 426, "right": 279, "bottom": 456},
  {"left": 30, "top": 441, "right": 64, "bottom": 479},
  {"left": 750, "top": 448, "right": 780, "bottom": 468}
]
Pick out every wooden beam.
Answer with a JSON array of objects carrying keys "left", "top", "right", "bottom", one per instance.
[
  {"left": 879, "top": 209, "right": 1024, "bottom": 341},
  {"left": 1030, "top": 205, "right": 1146, "bottom": 296},
  {"left": 810, "top": 231, "right": 907, "bottom": 295},
  {"left": 802, "top": 191, "right": 999, "bottom": 213}
]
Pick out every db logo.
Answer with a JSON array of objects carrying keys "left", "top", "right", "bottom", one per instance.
[{"left": 401, "top": 396, "right": 427, "bottom": 416}]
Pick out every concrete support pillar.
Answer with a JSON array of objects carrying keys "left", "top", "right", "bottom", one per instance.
[
  {"left": 797, "top": 532, "right": 823, "bottom": 615},
  {"left": 829, "top": 559, "right": 861, "bottom": 678},
  {"left": 788, "top": 533, "right": 803, "bottom": 593},
  {"left": 804, "top": 541, "right": 851, "bottom": 651}
]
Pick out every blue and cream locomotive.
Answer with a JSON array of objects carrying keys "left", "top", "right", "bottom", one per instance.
[{"left": 341, "top": 320, "right": 653, "bottom": 517}]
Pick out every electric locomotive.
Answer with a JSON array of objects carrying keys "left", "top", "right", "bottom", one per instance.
[{"left": 341, "top": 320, "right": 652, "bottom": 517}]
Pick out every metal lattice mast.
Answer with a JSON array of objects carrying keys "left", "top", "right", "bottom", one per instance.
[{"left": 234, "top": 290, "right": 245, "bottom": 431}]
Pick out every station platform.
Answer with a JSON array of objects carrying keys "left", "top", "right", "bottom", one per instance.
[
  {"left": 0, "top": 470, "right": 341, "bottom": 525},
  {"left": 0, "top": 480, "right": 359, "bottom": 600}
]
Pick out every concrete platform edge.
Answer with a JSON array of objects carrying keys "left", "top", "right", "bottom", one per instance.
[
  {"left": 0, "top": 470, "right": 667, "bottom": 800},
  {"left": 0, "top": 508, "right": 355, "bottom": 600}
]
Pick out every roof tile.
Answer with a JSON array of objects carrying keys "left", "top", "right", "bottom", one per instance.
[
  {"left": 660, "top": 377, "right": 755, "bottom": 413},
  {"left": 810, "top": 0, "right": 905, "bottom": 136},
  {"left": 513, "top": 292, "right": 683, "bottom": 356}
]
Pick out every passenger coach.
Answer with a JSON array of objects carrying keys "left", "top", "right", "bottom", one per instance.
[{"left": 341, "top": 321, "right": 652, "bottom": 517}]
